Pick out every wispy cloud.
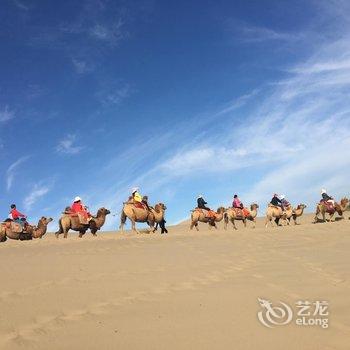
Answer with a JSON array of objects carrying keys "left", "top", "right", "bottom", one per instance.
[
  {"left": 86, "top": 5, "right": 350, "bottom": 226},
  {"left": 23, "top": 183, "right": 51, "bottom": 211},
  {"left": 97, "top": 83, "right": 132, "bottom": 106},
  {"left": 13, "top": 0, "right": 29, "bottom": 11},
  {"left": 6, "top": 156, "right": 30, "bottom": 191},
  {"left": 89, "top": 19, "right": 125, "bottom": 46},
  {"left": 56, "top": 134, "right": 84, "bottom": 155},
  {"left": 72, "top": 58, "right": 93, "bottom": 74},
  {"left": 0, "top": 105, "right": 15, "bottom": 122},
  {"left": 227, "top": 20, "right": 304, "bottom": 43}
]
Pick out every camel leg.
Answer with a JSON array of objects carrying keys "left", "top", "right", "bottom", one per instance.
[
  {"left": 243, "top": 219, "right": 247, "bottom": 228},
  {"left": 131, "top": 220, "right": 141, "bottom": 234},
  {"left": 265, "top": 217, "right": 270, "bottom": 228},
  {"left": 252, "top": 218, "right": 256, "bottom": 229},
  {"left": 195, "top": 222, "right": 199, "bottom": 231},
  {"left": 232, "top": 219, "right": 237, "bottom": 230},
  {"left": 224, "top": 216, "right": 228, "bottom": 230}
]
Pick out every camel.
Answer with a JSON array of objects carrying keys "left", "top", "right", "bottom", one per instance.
[
  {"left": 290, "top": 204, "right": 307, "bottom": 225},
  {"left": 0, "top": 217, "right": 53, "bottom": 241},
  {"left": 119, "top": 203, "right": 167, "bottom": 234},
  {"left": 224, "top": 204, "right": 259, "bottom": 230},
  {"left": 340, "top": 198, "right": 350, "bottom": 219},
  {"left": 55, "top": 207, "right": 110, "bottom": 238},
  {"left": 280, "top": 204, "right": 307, "bottom": 225},
  {"left": 313, "top": 201, "right": 343, "bottom": 223},
  {"left": 190, "top": 207, "right": 226, "bottom": 231},
  {"left": 265, "top": 204, "right": 286, "bottom": 228},
  {"left": 27, "top": 217, "right": 53, "bottom": 238}
]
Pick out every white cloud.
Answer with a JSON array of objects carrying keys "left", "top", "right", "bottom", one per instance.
[
  {"left": 0, "top": 105, "right": 15, "bottom": 122},
  {"left": 23, "top": 184, "right": 51, "bottom": 211},
  {"left": 6, "top": 156, "right": 30, "bottom": 191},
  {"left": 227, "top": 20, "right": 304, "bottom": 44},
  {"left": 97, "top": 83, "right": 131, "bottom": 106},
  {"left": 13, "top": 0, "right": 29, "bottom": 11},
  {"left": 56, "top": 134, "right": 84, "bottom": 155},
  {"left": 89, "top": 19, "right": 125, "bottom": 46},
  {"left": 72, "top": 58, "right": 93, "bottom": 74}
]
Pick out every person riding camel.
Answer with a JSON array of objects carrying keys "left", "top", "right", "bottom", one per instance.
[
  {"left": 141, "top": 195, "right": 151, "bottom": 211},
  {"left": 9, "top": 204, "right": 28, "bottom": 229},
  {"left": 71, "top": 196, "right": 91, "bottom": 223},
  {"left": 232, "top": 194, "right": 250, "bottom": 217},
  {"left": 270, "top": 194, "right": 284, "bottom": 210},
  {"left": 232, "top": 195, "right": 243, "bottom": 209},
  {"left": 197, "top": 195, "right": 211, "bottom": 211},
  {"left": 321, "top": 189, "right": 335, "bottom": 207},
  {"left": 131, "top": 187, "right": 142, "bottom": 203},
  {"left": 280, "top": 195, "right": 291, "bottom": 208},
  {"left": 197, "top": 195, "right": 216, "bottom": 221}
]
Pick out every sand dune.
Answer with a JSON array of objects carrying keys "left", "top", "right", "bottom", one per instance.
[{"left": 0, "top": 215, "right": 349, "bottom": 349}]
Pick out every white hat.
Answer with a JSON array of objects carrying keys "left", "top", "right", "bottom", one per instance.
[
  {"left": 74, "top": 196, "right": 82, "bottom": 202},
  {"left": 197, "top": 194, "right": 203, "bottom": 199},
  {"left": 321, "top": 189, "right": 327, "bottom": 194},
  {"left": 280, "top": 194, "right": 285, "bottom": 200},
  {"left": 132, "top": 187, "right": 139, "bottom": 193}
]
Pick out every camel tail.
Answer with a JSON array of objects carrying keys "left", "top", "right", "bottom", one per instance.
[
  {"left": 55, "top": 218, "right": 63, "bottom": 235},
  {"left": 120, "top": 210, "right": 127, "bottom": 226}
]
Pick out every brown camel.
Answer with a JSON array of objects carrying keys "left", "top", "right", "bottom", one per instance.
[
  {"left": 313, "top": 201, "right": 343, "bottom": 223},
  {"left": 290, "top": 204, "right": 307, "bottom": 225},
  {"left": 190, "top": 207, "right": 226, "bottom": 231},
  {"left": 224, "top": 204, "right": 259, "bottom": 230},
  {"left": 280, "top": 204, "right": 307, "bottom": 225},
  {"left": 119, "top": 203, "right": 167, "bottom": 234},
  {"left": 55, "top": 207, "right": 110, "bottom": 238},
  {"left": 340, "top": 198, "right": 350, "bottom": 219},
  {"left": 265, "top": 204, "right": 286, "bottom": 228},
  {"left": 0, "top": 217, "right": 53, "bottom": 241},
  {"left": 27, "top": 217, "right": 53, "bottom": 238}
]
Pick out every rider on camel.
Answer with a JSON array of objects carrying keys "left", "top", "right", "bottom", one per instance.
[
  {"left": 9, "top": 204, "right": 28, "bottom": 228},
  {"left": 270, "top": 194, "right": 284, "bottom": 210},
  {"left": 131, "top": 187, "right": 149, "bottom": 210},
  {"left": 280, "top": 195, "right": 291, "bottom": 208},
  {"left": 71, "top": 196, "right": 91, "bottom": 222},
  {"left": 232, "top": 194, "right": 250, "bottom": 217},
  {"left": 197, "top": 195, "right": 216, "bottom": 222},
  {"left": 321, "top": 189, "right": 335, "bottom": 207}
]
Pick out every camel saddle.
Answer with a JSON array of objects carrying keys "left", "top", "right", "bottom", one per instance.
[
  {"left": 233, "top": 207, "right": 250, "bottom": 218},
  {"left": 134, "top": 202, "right": 147, "bottom": 210},
  {"left": 320, "top": 201, "right": 335, "bottom": 213},
  {"left": 195, "top": 208, "right": 216, "bottom": 219}
]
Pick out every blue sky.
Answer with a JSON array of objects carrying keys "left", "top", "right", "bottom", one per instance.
[{"left": 1, "top": 0, "right": 350, "bottom": 230}]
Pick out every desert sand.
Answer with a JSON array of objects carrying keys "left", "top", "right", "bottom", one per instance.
[{"left": 1, "top": 214, "right": 349, "bottom": 349}]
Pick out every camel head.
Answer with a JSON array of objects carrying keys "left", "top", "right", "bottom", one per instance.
[
  {"left": 297, "top": 204, "right": 307, "bottom": 209},
  {"left": 96, "top": 207, "right": 111, "bottom": 217},
  {"left": 250, "top": 203, "right": 259, "bottom": 210},
  {"left": 340, "top": 198, "right": 349, "bottom": 206},
  {"left": 38, "top": 217, "right": 53, "bottom": 226},
  {"left": 154, "top": 203, "right": 167, "bottom": 212},
  {"left": 216, "top": 207, "right": 226, "bottom": 214}
]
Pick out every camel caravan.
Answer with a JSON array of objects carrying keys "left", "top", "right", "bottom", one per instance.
[{"left": 0, "top": 188, "right": 349, "bottom": 242}]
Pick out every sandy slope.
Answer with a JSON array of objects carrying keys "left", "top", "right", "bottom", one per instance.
[{"left": 0, "top": 214, "right": 349, "bottom": 349}]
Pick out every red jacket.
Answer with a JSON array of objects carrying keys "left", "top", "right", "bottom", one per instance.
[
  {"left": 71, "top": 202, "right": 85, "bottom": 213},
  {"left": 10, "top": 208, "right": 26, "bottom": 220}
]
